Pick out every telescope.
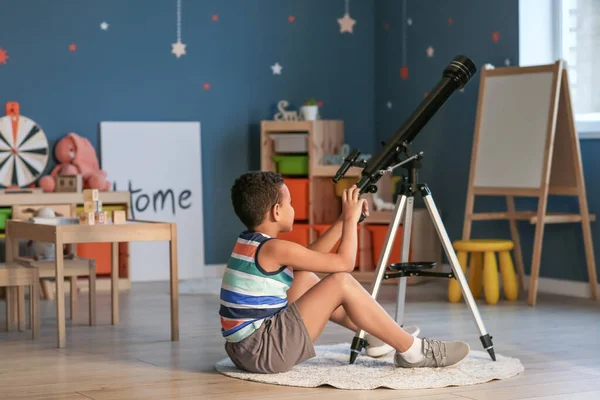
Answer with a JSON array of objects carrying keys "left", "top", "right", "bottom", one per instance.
[
  {"left": 333, "top": 55, "right": 496, "bottom": 364},
  {"left": 334, "top": 55, "right": 476, "bottom": 221}
]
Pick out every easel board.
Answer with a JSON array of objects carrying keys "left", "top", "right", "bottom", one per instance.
[
  {"left": 463, "top": 61, "right": 598, "bottom": 305},
  {"left": 471, "top": 65, "right": 559, "bottom": 190}
]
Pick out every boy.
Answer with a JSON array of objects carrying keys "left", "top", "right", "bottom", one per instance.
[{"left": 220, "top": 171, "right": 470, "bottom": 374}]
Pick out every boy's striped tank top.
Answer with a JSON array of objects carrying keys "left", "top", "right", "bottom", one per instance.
[{"left": 219, "top": 230, "right": 294, "bottom": 343}]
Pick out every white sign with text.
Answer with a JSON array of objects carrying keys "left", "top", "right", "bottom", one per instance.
[{"left": 99, "top": 121, "right": 205, "bottom": 282}]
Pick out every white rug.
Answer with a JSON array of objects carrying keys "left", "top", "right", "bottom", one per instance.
[{"left": 215, "top": 342, "right": 524, "bottom": 390}]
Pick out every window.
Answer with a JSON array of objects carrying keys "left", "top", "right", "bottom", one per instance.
[{"left": 555, "top": 0, "right": 600, "bottom": 133}]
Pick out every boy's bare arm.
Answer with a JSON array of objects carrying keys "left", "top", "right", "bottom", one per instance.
[
  {"left": 307, "top": 216, "right": 343, "bottom": 253},
  {"left": 260, "top": 235, "right": 356, "bottom": 274},
  {"left": 259, "top": 185, "right": 367, "bottom": 274}
]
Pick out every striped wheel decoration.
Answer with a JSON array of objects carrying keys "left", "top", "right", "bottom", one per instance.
[{"left": 0, "top": 115, "right": 49, "bottom": 187}]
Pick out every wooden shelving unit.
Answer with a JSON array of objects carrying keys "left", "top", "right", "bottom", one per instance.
[{"left": 260, "top": 120, "right": 442, "bottom": 283}]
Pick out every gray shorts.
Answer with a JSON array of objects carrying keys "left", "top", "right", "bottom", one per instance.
[{"left": 224, "top": 302, "right": 316, "bottom": 374}]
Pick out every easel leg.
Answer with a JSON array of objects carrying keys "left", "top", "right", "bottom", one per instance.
[
  {"left": 528, "top": 196, "right": 548, "bottom": 306},
  {"left": 578, "top": 197, "right": 598, "bottom": 301},
  {"left": 506, "top": 196, "right": 526, "bottom": 293},
  {"left": 462, "top": 189, "right": 475, "bottom": 240}
]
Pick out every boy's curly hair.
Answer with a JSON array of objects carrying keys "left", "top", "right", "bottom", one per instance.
[{"left": 231, "top": 171, "right": 284, "bottom": 228}]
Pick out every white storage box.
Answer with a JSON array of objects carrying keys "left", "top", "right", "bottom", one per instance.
[{"left": 270, "top": 133, "right": 308, "bottom": 153}]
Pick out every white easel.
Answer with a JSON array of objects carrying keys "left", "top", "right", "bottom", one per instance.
[{"left": 463, "top": 60, "right": 598, "bottom": 306}]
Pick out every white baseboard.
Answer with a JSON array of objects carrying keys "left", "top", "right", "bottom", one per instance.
[
  {"left": 203, "top": 264, "right": 226, "bottom": 278},
  {"left": 523, "top": 274, "right": 598, "bottom": 299}
]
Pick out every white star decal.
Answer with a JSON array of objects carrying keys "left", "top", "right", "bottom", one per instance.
[
  {"left": 171, "top": 40, "right": 186, "bottom": 58},
  {"left": 426, "top": 46, "right": 434, "bottom": 57},
  {"left": 505, "top": 58, "right": 511, "bottom": 66},
  {"left": 407, "top": 18, "right": 413, "bottom": 26},
  {"left": 100, "top": 22, "right": 109, "bottom": 30},
  {"left": 271, "top": 62, "right": 282, "bottom": 75},
  {"left": 386, "top": 101, "right": 392, "bottom": 109},
  {"left": 338, "top": 13, "right": 356, "bottom": 33}
]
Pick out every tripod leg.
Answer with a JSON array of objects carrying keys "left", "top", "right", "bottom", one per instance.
[
  {"left": 394, "top": 196, "right": 414, "bottom": 325},
  {"left": 349, "top": 192, "right": 408, "bottom": 364},
  {"left": 419, "top": 184, "right": 496, "bottom": 361}
]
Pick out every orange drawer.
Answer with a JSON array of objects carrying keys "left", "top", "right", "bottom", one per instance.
[
  {"left": 278, "top": 223, "right": 310, "bottom": 247},
  {"left": 77, "top": 242, "right": 128, "bottom": 276},
  {"left": 284, "top": 178, "right": 309, "bottom": 221},
  {"left": 366, "top": 224, "right": 411, "bottom": 267},
  {"left": 313, "top": 224, "right": 360, "bottom": 267}
]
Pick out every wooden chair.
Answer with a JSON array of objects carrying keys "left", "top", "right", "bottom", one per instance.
[
  {"left": 0, "top": 263, "right": 40, "bottom": 339},
  {"left": 16, "top": 256, "right": 96, "bottom": 326},
  {"left": 10, "top": 204, "right": 97, "bottom": 325}
]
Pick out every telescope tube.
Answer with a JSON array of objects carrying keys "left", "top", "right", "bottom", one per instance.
[{"left": 356, "top": 55, "right": 477, "bottom": 194}]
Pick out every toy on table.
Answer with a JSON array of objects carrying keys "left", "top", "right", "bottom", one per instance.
[
  {"left": 38, "top": 133, "right": 111, "bottom": 192},
  {"left": 79, "top": 189, "right": 107, "bottom": 225}
]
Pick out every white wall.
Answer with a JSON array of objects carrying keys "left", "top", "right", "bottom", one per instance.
[{"left": 519, "top": 0, "right": 556, "bottom": 66}]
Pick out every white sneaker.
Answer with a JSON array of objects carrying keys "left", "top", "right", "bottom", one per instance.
[{"left": 365, "top": 325, "right": 421, "bottom": 358}]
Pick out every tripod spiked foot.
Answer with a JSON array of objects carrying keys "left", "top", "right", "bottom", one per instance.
[
  {"left": 349, "top": 336, "right": 368, "bottom": 364},
  {"left": 480, "top": 334, "right": 496, "bottom": 361}
]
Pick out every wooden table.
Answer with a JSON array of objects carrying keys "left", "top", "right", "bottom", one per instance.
[{"left": 4, "top": 219, "right": 178, "bottom": 348}]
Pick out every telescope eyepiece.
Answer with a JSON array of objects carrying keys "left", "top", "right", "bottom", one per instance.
[{"left": 444, "top": 55, "right": 477, "bottom": 89}]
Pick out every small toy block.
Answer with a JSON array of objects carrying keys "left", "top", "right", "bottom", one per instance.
[
  {"left": 56, "top": 174, "right": 82, "bottom": 193},
  {"left": 84, "top": 200, "right": 102, "bottom": 213},
  {"left": 79, "top": 211, "right": 95, "bottom": 225},
  {"left": 112, "top": 210, "right": 126, "bottom": 224},
  {"left": 94, "top": 211, "right": 108, "bottom": 224},
  {"left": 83, "top": 189, "right": 99, "bottom": 202}
]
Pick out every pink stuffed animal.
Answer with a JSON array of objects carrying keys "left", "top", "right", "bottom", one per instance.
[{"left": 39, "top": 132, "right": 111, "bottom": 192}]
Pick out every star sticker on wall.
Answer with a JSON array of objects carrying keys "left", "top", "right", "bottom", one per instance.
[
  {"left": 407, "top": 18, "right": 413, "bottom": 26},
  {"left": 69, "top": 43, "right": 77, "bottom": 52},
  {"left": 448, "top": 17, "right": 454, "bottom": 25},
  {"left": 288, "top": 16, "right": 295, "bottom": 23},
  {"left": 271, "top": 62, "right": 282, "bottom": 75},
  {"left": 426, "top": 46, "right": 434, "bottom": 57},
  {"left": 100, "top": 21, "right": 109, "bottom": 30},
  {"left": 505, "top": 58, "right": 511, "bottom": 66},
  {"left": 386, "top": 101, "right": 392, "bottom": 109},
  {"left": 0, "top": 47, "right": 8, "bottom": 64},
  {"left": 338, "top": 13, "right": 356, "bottom": 33},
  {"left": 492, "top": 31, "right": 500, "bottom": 42},
  {"left": 212, "top": 15, "right": 219, "bottom": 21},
  {"left": 171, "top": 40, "right": 186, "bottom": 58}
]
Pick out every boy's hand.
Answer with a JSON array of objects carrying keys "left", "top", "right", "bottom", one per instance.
[{"left": 342, "top": 185, "right": 369, "bottom": 223}]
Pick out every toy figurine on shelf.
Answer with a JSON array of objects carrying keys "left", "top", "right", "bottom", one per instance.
[{"left": 38, "top": 132, "right": 111, "bottom": 192}]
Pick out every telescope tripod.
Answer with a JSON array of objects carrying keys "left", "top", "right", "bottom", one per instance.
[{"left": 348, "top": 151, "right": 495, "bottom": 364}]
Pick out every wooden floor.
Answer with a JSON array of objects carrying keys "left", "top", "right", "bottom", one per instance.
[{"left": 1, "top": 278, "right": 600, "bottom": 400}]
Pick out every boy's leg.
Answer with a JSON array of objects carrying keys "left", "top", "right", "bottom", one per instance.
[
  {"left": 287, "top": 270, "right": 357, "bottom": 331},
  {"left": 294, "top": 272, "right": 470, "bottom": 368}
]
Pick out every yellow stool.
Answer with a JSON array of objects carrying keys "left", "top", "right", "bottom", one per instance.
[{"left": 449, "top": 239, "right": 519, "bottom": 305}]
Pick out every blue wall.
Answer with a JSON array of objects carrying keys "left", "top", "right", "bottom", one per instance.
[
  {"left": 1, "top": 0, "right": 597, "bottom": 283},
  {"left": 0, "top": 0, "right": 376, "bottom": 264},
  {"left": 375, "top": 0, "right": 599, "bottom": 284}
]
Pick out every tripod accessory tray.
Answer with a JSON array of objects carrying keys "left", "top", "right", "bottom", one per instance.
[{"left": 384, "top": 261, "right": 456, "bottom": 280}]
